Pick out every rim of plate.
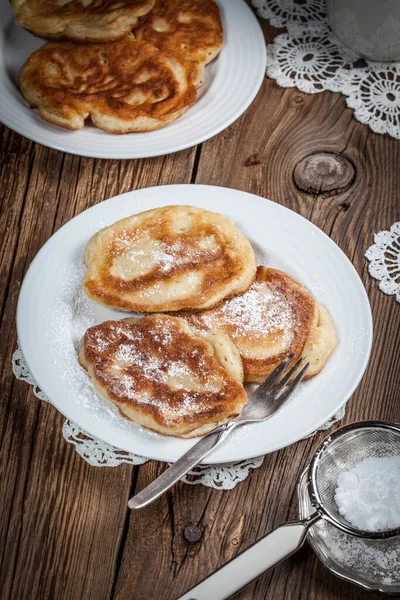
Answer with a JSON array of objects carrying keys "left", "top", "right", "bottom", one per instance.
[
  {"left": 16, "top": 185, "right": 373, "bottom": 464},
  {"left": 0, "top": 0, "right": 266, "bottom": 159}
]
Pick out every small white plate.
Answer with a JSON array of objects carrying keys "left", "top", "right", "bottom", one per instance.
[
  {"left": 17, "top": 185, "right": 373, "bottom": 464},
  {"left": 0, "top": 0, "right": 266, "bottom": 159}
]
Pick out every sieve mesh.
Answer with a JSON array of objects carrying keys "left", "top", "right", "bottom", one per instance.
[{"left": 308, "top": 422, "right": 400, "bottom": 540}]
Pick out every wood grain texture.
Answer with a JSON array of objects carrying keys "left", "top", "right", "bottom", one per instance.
[
  {"left": 1, "top": 11, "right": 400, "bottom": 600},
  {"left": 293, "top": 152, "right": 356, "bottom": 195}
]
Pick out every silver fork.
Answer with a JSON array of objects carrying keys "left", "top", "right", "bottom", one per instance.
[{"left": 128, "top": 354, "right": 309, "bottom": 510}]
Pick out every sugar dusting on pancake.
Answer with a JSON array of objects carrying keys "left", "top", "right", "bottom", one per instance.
[
  {"left": 110, "top": 230, "right": 224, "bottom": 280},
  {"left": 179, "top": 267, "right": 319, "bottom": 383},
  {"left": 83, "top": 206, "right": 257, "bottom": 312},
  {"left": 79, "top": 314, "right": 247, "bottom": 437},
  {"left": 211, "top": 280, "right": 296, "bottom": 343}
]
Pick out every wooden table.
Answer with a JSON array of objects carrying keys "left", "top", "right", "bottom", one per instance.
[{"left": 1, "top": 12, "right": 399, "bottom": 600}]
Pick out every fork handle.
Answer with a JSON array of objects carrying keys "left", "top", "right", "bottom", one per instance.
[{"left": 128, "top": 420, "right": 238, "bottom": 510}]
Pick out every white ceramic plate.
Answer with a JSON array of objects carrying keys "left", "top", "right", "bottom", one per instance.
[
  {"left": 17, "top": 185, "right": 373, "bottom": 463},
  {"left": 0, "top": 0, "right": 266, "bottom": 159}
]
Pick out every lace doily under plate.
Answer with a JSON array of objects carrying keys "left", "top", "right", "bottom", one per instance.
[
  {"left": 252, "top": 0, "right": 400, "bottom": 139},
  {"left": 365, "top": 222, "right": 400, "bottom": 304},
  {"left": 12, "top": 345, "right": 345, "bottom": 490}
]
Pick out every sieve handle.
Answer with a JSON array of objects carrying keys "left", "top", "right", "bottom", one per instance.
[{"left": 178, "top": 517, "right": 318, "bottom": 600}]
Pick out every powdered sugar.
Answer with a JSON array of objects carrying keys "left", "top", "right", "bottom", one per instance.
[
  {"left": 45, "top": 253, "right": 233, "bottom": 435},
  {"left": 48, "top": 258, "right": 157, "bottom": 436},
  {"left": 201, "top": 280, "right": 296, "bottom": 344},
  {"left": 131, "top": 390, "right": 211, "bottom": 422},
  {"left": 113, "top": 231, "right": 221, "bottom": 278},
  {"left": 87, "top": 318, "right": 224, "bottom": 424},
  {"left": 151, "top": 238, "right": 219, "bottom": 272},
  {"left": 334, "top": 456, "right": 400, "bottom": 532},
  {"left": 298, "top": 469, "right": 400, "bottom": 590},
  {"left": 317, "top": 523, "right": 400, "bottom": 587},
  {"left": 47, "top": 254, "right": 303, "bottom": 436}
]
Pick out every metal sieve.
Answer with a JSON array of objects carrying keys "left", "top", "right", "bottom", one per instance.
[
  {"left": 180, "top": 421, "right": 400, "bottom": 600},
  {"left": 308, "top": 420, "right": 400, "bottom": 540}
]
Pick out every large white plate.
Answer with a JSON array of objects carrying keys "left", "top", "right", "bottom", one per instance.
[
  {"left": 0, "top": 0, "right": 266, "bottom": 159},
  {"left": 17, "top": 185, "right": 373, "bottom": 464}
]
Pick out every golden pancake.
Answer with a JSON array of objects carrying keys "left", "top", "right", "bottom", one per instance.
[
  {"left": 79, "top": 315, "right": 247, "bottom": 437},
  {"left": 196, "top": 329, "right": 244, "bottom": 384},
  {"left": 12, "top": 0, "right": 155, "bottom": 42},
  {"left": 179, "top": 267, "right": 319, "bottom": 383},
  {"left": 300, "top": 303, "right": 336, "bottom": 379},
  {"left": 19, "top": 37, "right": 197, "bottom": 133},
  {"left": 83, "top": 205, "right": 257, "bottom": 312},
  {"left": 135, "top": 0, "right": 223, "bottom": 86}
]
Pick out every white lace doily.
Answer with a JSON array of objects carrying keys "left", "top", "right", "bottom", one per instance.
[
  {"left": 252, "top": 0, "right": 400, "bottom": 139},
  {"left": 12, "top": 345, "right": 345, "bottom": 489},
  {"left": 365, "top": 222, "right": 400, "bottom": 303}
]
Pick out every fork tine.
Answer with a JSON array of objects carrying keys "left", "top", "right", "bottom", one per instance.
[
  {"left": 240, "top": 357, "right": 309, "bottom": 423},
  {"left": 271, "top": 357, "right": 303, "bottom": 397},
  {"left": 273, "top": 362, "right": 310, "bottom": 403},
  {"left": 253, "top": 353, "right": 295, "bottom": 397}
]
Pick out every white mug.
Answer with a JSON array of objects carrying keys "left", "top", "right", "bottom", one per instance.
[{"left": 327, "top": 0, "right": 400, "bottom": 61}]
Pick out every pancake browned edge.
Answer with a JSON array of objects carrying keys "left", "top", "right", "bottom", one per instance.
[
  {"left": 79, "top": 314, "right": 247, "bottom": 438},
  {"left": 83, "top": 205, "right": 257, "bottom": 312},
  {"left": 178, "top": 267, "right": 334, "bottom": 383},
  {"left": 12, "top": 0, "right": 155, "bottom": 43},
  {"left": 19, "top": 36, "right": 197, "bottom": 133},
  {"left": 135, "top": 0, "right": 223, "bottom": 86},
  {"left": 300, "top": 303, "right": 336, "bottom": 378}
]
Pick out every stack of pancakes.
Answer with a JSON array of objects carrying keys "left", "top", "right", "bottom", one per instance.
[
  {"left": 14, "top": 0, "right": 223, "bottom": 133},
  {"left": 79, "top": 205, "right": 337, "bottom": 438}
]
